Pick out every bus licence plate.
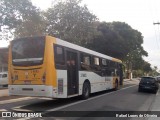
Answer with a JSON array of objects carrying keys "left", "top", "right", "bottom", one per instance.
[
  {"left": 145, "top": 86, "right": 150, "bottom": 89},
  {"left": 24, "top": 80, "right": 31, "bottom": 84}
]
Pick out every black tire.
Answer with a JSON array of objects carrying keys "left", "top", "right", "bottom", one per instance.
[
  {"left": 114, "top": 80, "right": 118, "bottom": 91},
  {"left": 153, "top": 89, "right": 157, "bottom": 94},
  {"left": 82, "top": 82, "right": 90, "bottom": 100}
]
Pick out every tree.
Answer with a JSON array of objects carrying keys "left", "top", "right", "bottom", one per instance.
[
  {"left": 14, "top": 7, "right": 46, "bottom": 38},
  {"left": 151, "top": 66, "right": 159, "bottom": 76},
  {"left": 110, "top": 22, "right": 148, "bottom": 60},
  {"left": 87, "top": 21, "right": 149, "bottom": 75},
  {"left": 88, "top": 22, "right": 148, "bottom": 60},
  {"left": 45, "top": 0, "right": 98, "bottom": 46},
  {"left": 143, "top": 62, "right": 152, "bottom": 73},
  {"left": 0, "top": 0, "right": 150, "bottom": 73},
  {"left": 0, "top": 0, "right": 46, "bottom": 40},
  {"left": 87, "top": 22, "right": 125, "bottom": 58}
]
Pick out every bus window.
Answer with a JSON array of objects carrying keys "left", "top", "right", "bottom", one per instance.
[
  {"left": 92, "top": 57, "right": 101, "bottom": 71},
  {"left": 54, "top": 45, "right": 65, "bottom": 65},
  {"left": 102, "top": 59, "right": 107, "bottom": 66},
  {"left": 12, "top": 37, "right": 45, "bottom": 66},
  {"left": 81, "top": 54, "right": 91, "bottom": 66},
  {"left": 94, "top": 57, "right": 100, "bottom": 65},
  {"left": 2, "top": 74, "right": 7, "bottom": 78},
  {"left": 84, "top": 57, "right": 91, "bottom": 65},
  {"left": 81, "top": 54, "right": 91, "bottom": 70}
]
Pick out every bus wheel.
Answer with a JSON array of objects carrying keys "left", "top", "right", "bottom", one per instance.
[
  {"left": 114, "top": 80, "right": 118, "bottom": 91},
  {"left": 82, "top": 82, "right": 90, "bottom": 100}
]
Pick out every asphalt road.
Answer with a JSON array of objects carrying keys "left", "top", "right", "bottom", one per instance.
[
  {"left": 42, "top": 85, "right": 156, "bottom": 120},
  {"left": 0, "top": 79, "right": 157, "bottom": 120}
]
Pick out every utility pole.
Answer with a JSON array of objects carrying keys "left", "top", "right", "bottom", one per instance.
[{"left": 153, "top": 22, "right": 160, "bottom": 25}]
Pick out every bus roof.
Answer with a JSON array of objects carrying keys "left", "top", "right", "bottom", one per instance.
[{"left": 55, "top": 37, "right": 122, "bottom": 63}]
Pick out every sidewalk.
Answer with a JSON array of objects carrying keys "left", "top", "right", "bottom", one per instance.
[
  {"left": 123, "top": 78, "right": 140, "bottom": 85},
  {"left": 148, "top": 89, "right": 160, "bottom": 120},
  {"left": 0, "top": 88, "right": 8, "bottom": 97},
  {"left": 150, "top": 89, "right": 160, "bottom": 111}
]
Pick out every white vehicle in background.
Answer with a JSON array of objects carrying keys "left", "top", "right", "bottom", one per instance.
[{"left": 0, "top": 72, "right": 8, "bottom": 86}]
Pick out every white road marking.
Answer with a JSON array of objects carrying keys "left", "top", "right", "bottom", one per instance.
[
  {"left": 156, "top": 89, "right": 159, "bottom": 96},
  {"left": 0, "top": 97, "right": 35, "bottom": 105},
  {"left": 12, "top": 105, "right": 33, "bottom": 112},
  {"left": 44, "top": 85, "right": 137, "bottom": 112},
  {"left": 38, "top": 98, "right": 53, "bottom": 100},
  {"left": 0, "top": 109, "right": 7, "bottom": 111},
  {"left": 17, "top": 117, "right": 31, "bottom": 120}
]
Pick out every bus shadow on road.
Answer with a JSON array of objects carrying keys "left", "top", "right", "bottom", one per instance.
[{"left": 15, "top": 97, "right": 81, "bottom": 111}]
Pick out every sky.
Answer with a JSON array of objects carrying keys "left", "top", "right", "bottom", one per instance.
[{"left": 1, "top": 0, "right": 160, "bottom": 70}]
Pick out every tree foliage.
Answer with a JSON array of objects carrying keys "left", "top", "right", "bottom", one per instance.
[
  {"left": 88, "top": 22, "right": 148, "bottom": 60},
  {"left": 45, "top": 0, "right": 97, "bottom": 46},
  {"left": 143, "top": 62, "right": 152, "bottom": 73},
  {"left": 0, "top": 0, "right": 46, "bottom": 40},
  {"left": 0, "top": 0, "right": 154, "bottom": 73},
  {"left": 88, "top": 22, "right": 125, "bottom": 58}
]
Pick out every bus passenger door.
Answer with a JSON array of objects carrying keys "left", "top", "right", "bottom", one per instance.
[{"left": 66, "top": 51, "right": 78, "bottom": 96}]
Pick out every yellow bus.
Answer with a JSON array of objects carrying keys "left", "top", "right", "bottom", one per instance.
[{"left": 8, "top": 36, "right": 123, "bottom": 99}]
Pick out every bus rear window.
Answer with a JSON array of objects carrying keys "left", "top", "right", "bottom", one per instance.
[{"left": 12, "top": 36, "right": 45, "bottom": 66}]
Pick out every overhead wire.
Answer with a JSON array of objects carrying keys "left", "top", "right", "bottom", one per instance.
[
  {"left": 147, "top": 0, "right": 160, "bottom": 49},
  {"left": 154, "top": 0, "right": 160, "bottom": 49},
  {"left": 145, "top": 0, "right": 160, "bottom": 70}
]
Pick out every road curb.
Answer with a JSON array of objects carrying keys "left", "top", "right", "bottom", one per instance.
[{"left": 147, "top": 88, "right": 160, "bottom": 120}]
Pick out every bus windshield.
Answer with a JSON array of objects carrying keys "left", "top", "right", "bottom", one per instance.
[{"left": 12, "top": 36, "right": 45, "bottom": 66}]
